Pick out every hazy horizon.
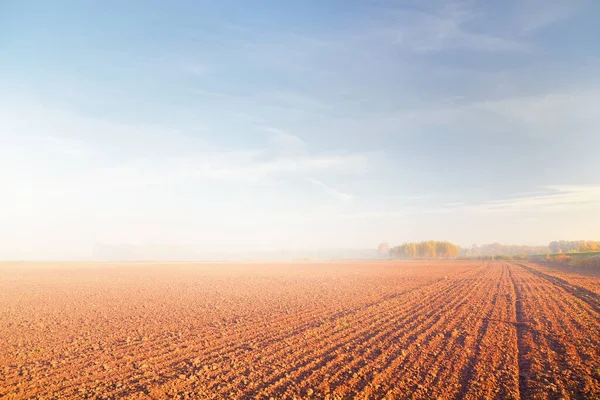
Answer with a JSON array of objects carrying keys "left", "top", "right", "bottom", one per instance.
[
  {"left": 2, "top": 1, "right": 600, "bottom": 260},
  {"left": 0, "top": 240, "right": 592, "bottom": 262}
]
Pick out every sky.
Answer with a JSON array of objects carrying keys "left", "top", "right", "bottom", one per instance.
[{"left": 1, "top": 0, "right": 600, "bottom": 259}]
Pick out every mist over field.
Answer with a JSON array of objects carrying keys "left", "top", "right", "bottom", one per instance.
[{"left": 92, "top": 245, "right": 379, "bottom": 262}]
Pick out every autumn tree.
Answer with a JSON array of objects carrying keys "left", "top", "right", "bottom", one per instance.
[
  {"left": 549, "top": 240, "right": 600, "bottom": 253},
  {"left": 390, "top": 241, "right": 460, "bottom": 260}
]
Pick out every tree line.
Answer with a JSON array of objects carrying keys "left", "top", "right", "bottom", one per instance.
[
  {"left": 383, "top": 239, "right": 599, "bottom": 260},
  {"left": 549, "top": 241, "right": 600, "bottom": 253},
  {"left": 390, "top": 241, "right": 460, "bottom": 259},
  {"left": 466, "top": 243, "right": 548, "bottom": 257}
]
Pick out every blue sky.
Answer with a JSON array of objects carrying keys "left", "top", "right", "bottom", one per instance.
[{"left": 1, "top": 0, "right": 600, "bottom": 259}]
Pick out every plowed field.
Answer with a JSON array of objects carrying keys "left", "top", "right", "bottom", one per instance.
[{"left": 1, "top": 261, "right": 599, "bottom": 399}]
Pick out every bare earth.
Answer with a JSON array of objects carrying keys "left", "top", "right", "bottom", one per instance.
[{"left": 1, "top": 261, "right": 599, "bottom": 399}]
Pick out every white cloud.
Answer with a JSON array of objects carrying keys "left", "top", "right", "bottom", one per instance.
[
  {"left": 472, "top": 89, "right": 600, "bottom": 136},
  {"left": 181, "top": 62, "right": 206, "bottom": 76},
  {"left": 519, "top": 0, "right": 585, "bottom": 32},
  {"left": 236, "top": 32, "right": 337, "bottom": 74},
  {"left": 0, "top": 133, "right": 89, "bottom": 160},
  {"left": 0, "top": 99, "right": 370, "bottom": 221},
  {"left": 0, "top": 100, "right": 204, "bottom": 156},
  {"left": 305, "top": 178, "right": 353, "bottom": 202},
  {"left": 386, "top": 4, "right": 530, "bottom": 53},
  {"left": 3, "top": 149, "right": 369, "bottom": 200},
  {"left": 453, "top": 32, "right": 530, "bottom": 53},
  {"left": 363, "top": 86, "right": 600, "bottom": 139},
  {"left": 258, "top": 91, "right": 330, "bottom": 111},
  {"left": 266, "top": 128, "right": 307, "bottom": 155},
  {"left": 340, "top": 185, "right": 600, "bottom": 220},
  {"left": 474, "top": 185, "right": 600, "bottom": 213}
]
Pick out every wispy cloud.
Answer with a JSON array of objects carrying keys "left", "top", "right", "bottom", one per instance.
[
  {"left": 266, "top": 128, "right": 307, "bottom": 155},
  {"left": 181, "top": 62, "right": 206, "bottom": 76},
  {"left": 474, "top": 185, "right": 600, "bottom": 213},
  {"left": 341, "top": 185, "right": 600, "bottom": 220},
  {"left": 362, "top": 86, "right": 600, "bottom": 139},
  {"left": 305, "top": 178, "right": 353, "bottom": 201},
  {"left": 49, "top": 150, "right": 370, "bottom": 195},
  {"left": 7, "top": 134, "right": 89, "bottom": 159},
  {"left": 519, "top": 0, "right": 585, "bottom": 32},
  {"left": 45, "top": 137, "right": 88, "bottom": 158},
  {"left": 0, "top": 100, "right": 369, "bottom": 203},
  {"left": 237, "top": 32, "right": 338, "bottom": 73},
  {"left": 472, "top": 88, "right": 600, "bottom": 136},
  {"left": 383, "top": 3, "right": 530, "bottom": 53},
  {"left": 258, "top": 91, "right": 330, "bottom": 111}
]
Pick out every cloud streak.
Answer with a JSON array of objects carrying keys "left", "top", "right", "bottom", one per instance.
[
  {"left": 305, "top": 178, "right": 353, "bottom": 201},
  {"left": 519, "top": 0, "right": 585, "bottom": 32},
  {"left": 361, "top": 86, "right": 600, "bottom": 139},
  {"left": 343, "top": 185, "right": 600, "bottom": 219},
  {"left": 474, "top": 185, "right": 600, "bottom": 213},
  {"left": 266, "top": 128, "right": 307, "bottom": 155},
  {"left": 472, "top": 89, "right": 600, "bottom": 136},
  {"left": 383, "top": 3, "right": 530, "bottom": 53}
]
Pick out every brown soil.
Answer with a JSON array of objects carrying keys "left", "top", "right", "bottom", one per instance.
[{"left": 0, "top": 261, "right": 599, "bottom": 399}]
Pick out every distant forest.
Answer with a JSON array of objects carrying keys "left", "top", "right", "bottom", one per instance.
[
  {"left": 386, "top": 240, "right": 600, "bottom": 260},
  {"left": 549, "top": 241, "right": 600, "bottom": 253}
]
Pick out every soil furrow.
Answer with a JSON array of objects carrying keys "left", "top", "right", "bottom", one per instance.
[{"left": 2, "top": 261, "right": 600, "bottom": 399}]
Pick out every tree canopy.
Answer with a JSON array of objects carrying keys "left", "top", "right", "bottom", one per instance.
[
  {"left": 390, "top": 241, "right": 460, "bottom": 259},
  {"left": 550, "top": 240, "right": 600, "bottom": 253}
]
